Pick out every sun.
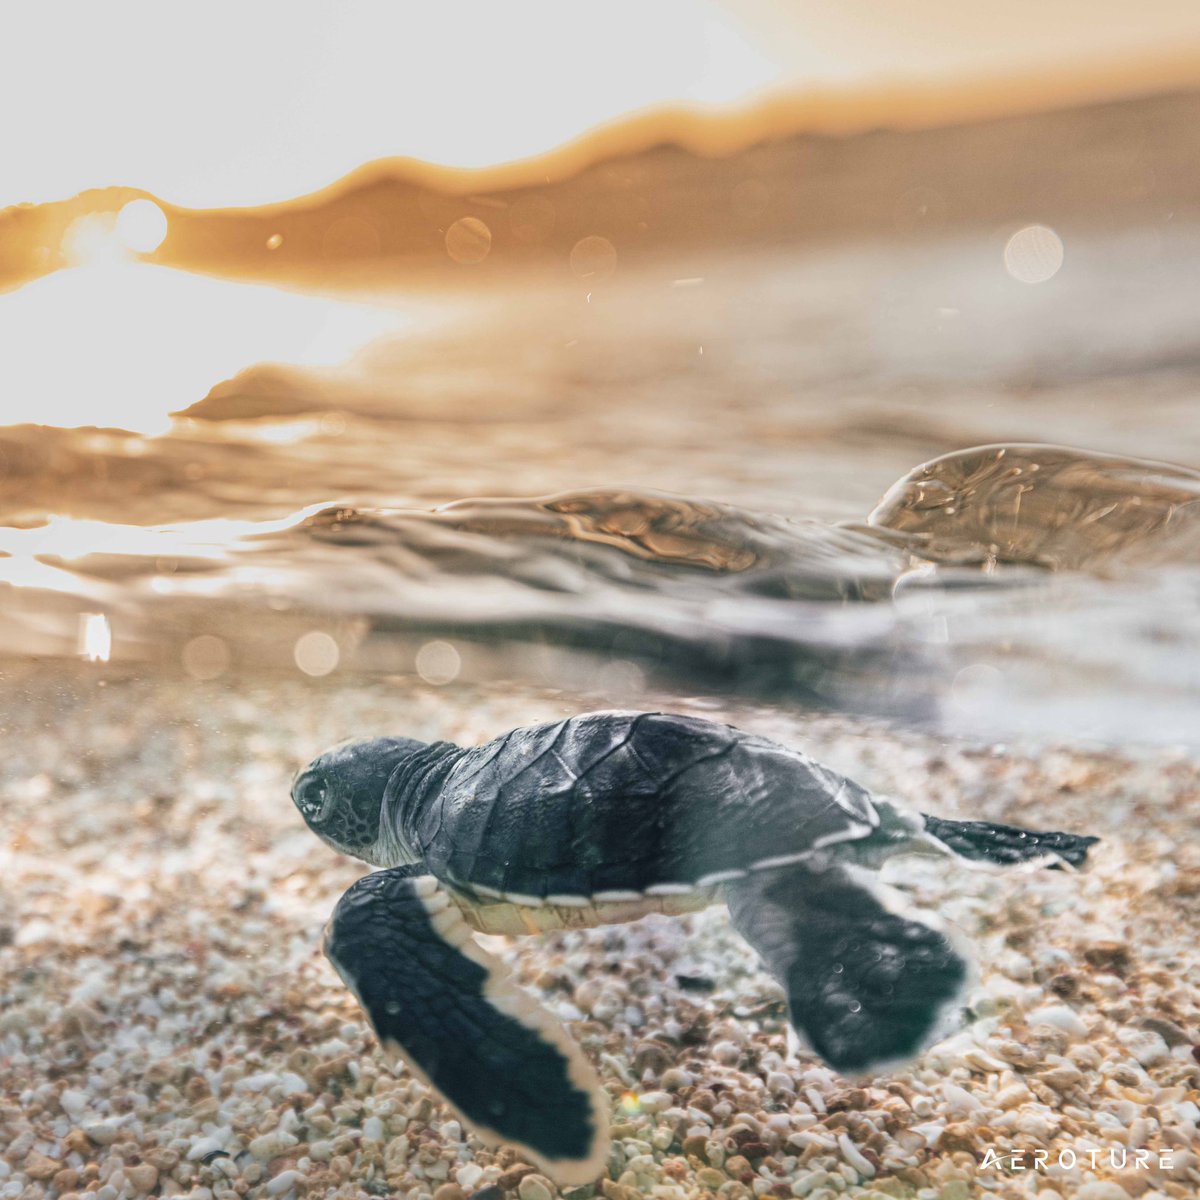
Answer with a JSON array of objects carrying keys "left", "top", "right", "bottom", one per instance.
[
  {"left": 115, "top": 199, "right": 169, "bottom": 253},
  {"left": 62, "top": 199, "right": 169, "bottom": 267}
]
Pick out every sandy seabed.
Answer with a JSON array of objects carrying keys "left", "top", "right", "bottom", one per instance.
[{"left": 1, "top": 663, "right": 1198, "bottom": 1200}]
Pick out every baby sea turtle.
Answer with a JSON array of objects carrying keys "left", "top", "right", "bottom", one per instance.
[{"left": 292, "top": 711, "right": 1097, "bottom": 1183}]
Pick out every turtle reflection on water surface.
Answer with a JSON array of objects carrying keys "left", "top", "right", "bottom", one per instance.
[{"left": 292, "top": 710, "right": 1097, "bottom": 1183}]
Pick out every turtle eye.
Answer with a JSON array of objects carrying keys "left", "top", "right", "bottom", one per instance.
[{"left": 294, "top": 773, "right": 330, "bottom": 821}]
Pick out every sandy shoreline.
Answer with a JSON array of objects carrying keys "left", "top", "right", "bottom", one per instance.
[{"left": 1, "top": 662, "right": 1198, "bottom": 1200}]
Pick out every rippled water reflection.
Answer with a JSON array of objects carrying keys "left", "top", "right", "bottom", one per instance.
[
  {"left": 871, "top": 443, "right": 1200, "bottom": 571},
  {"left": 3, "top": 441, "right": 1199, "bottom": 743}
]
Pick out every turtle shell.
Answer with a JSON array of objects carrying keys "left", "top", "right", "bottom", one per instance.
[{"left": 405, "top": 710, "right": 879, "bottom": 902}]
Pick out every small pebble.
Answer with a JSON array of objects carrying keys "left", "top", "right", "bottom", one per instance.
[
  {"left": 1026, "top": 1005, "right": 1088, "bottom": 1037},
  {"left": 1073, "top": 1184, "right": 1132, "bottom": 1200},
  {"left": 22, "top": 1153, "right": 60, "bottom": 1182},
  {"left": 517, "top": 1174, "right": 555, "bottom": 1200},
  {"left": 248, "top": 1131, "right": 297, "bottom": 1160},
  {"left": 187, "top": 1138, "right": 224, "bottom": 1162},
  {"left": 638, "top": 1091, "right": 671, "bottom": 1113},
  {"left": 712, "top": 1041, "right": 741, "bottom": 1065},
  {"left": 836, "top": 1134, "right": 874, "bottom": 1178},
  {"left": 497, "top": 1164, "right": 537, "bottom": 1190},
  {"left": 457, "top": 1164, "right": 485, "bottom": 1191},
  {"left": 126, "top": 1165, "right": 159, "bottom": 1194},
  {"left": 661, "top": 1068, "right": 693, "bottom": 1091},
  {"left": 1118, "top": 1028, "right": 1170, "bottom": 1067},
  {"left": 265, "top": 1169, "right": 302, "bottom": 1196},
  {"left": 84, "top": 1120, "right": 121, "bottom": 1146}
]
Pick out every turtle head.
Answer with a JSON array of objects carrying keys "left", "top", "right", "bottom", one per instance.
[{"left": 292, "top": 737, "right": 426, "bottom": 863}]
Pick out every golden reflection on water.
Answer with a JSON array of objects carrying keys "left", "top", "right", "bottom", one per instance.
[
  {"left": 0, "top": 507, "right": 326, "bottom": 593},
  {"left": 0, "top": 246, "right": 406, "bottom": 434}
]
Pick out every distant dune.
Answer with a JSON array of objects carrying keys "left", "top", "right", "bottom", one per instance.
[{"left": 6, "top": 89, "right": 1200, "bottom": 295}]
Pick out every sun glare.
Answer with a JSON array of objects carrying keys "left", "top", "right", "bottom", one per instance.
[
  {"left": 0, "top": 263, "right": 404, "bottom": 434},
  {"left": 79, "top": 613, "right": 112, "bottom": 663},
  {"left": 62, "top": 214, "right": 129, "bottom": 267}
]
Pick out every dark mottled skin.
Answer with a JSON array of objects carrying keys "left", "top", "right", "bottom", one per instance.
[
  {"left": 923, "top": 815, "right": 1098, "bottom": 868},
  {"left": 293, "top": 736, "right": 425, "bottom": 857},
  {"left": 393, "top": 711, "right": 880, "bottom": 898}
]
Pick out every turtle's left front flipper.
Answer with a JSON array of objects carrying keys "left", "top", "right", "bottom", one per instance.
[
  {"left": 725, "top": 859, "right": 972, "bottom": 1075},
  {"left": 324, "top": 867, "right": 609, "bottom": 1185}
]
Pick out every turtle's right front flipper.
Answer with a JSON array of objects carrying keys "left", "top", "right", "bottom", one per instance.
[
  {"left": 725, "top": 859, "right": 972, "bottom": 1075},
  {"left": 324, "top": 867, "right": 609, "bottom": 1184}
]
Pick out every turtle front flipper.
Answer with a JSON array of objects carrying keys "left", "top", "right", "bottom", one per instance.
[
  {"left": 725, "top": 859, "right": 972, "bottom": 1075},
  {"left": 324, "top": 867, "right": 610, "bottom": 1184}
]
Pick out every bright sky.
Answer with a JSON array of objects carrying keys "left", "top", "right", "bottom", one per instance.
[
  {"left": 5, "top": 1, "right": 1200, "bottom": 210},
  {"left": 5, "top": 0, "right": 778, "bottom": 209}
]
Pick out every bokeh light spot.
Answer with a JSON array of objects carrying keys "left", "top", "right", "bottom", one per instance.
[
  {"left": 1004, "top": 224, "right": 1063, "bottom": 284},
  {"left": 445, "top": 217, "right": 492, "bottom": 264},
  {"left": 570, "top": 235, "right": 617, "bottom": 281},
  {"left": 951, "top": 662, "right": 1004, "bottom": 706},
  {"left": 182, "top": 634, "right": 231, "bottom": 680},
  {"left": 295, "top": 630, "right": 340, "bottom": 676},
  {"left": 415, "top": 640, "right": 461, "bottom": 685}
]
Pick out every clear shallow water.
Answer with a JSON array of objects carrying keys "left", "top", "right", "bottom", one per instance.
[
  {"left": 6, "top": 233, "right": 1200, "bottom": 745},
  {"left": 4, "top": 436, "right": 1199, "bottom": 745}
]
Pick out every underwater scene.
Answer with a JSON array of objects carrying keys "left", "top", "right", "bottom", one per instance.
[{"left": 3, "top": 9, "right": 1200, "bottom": 1200}]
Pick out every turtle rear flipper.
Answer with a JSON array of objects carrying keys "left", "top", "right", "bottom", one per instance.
[
  {"left": 921, "top": 815, "right": 1099, "bottom": 869},
  {"left": 324, "top": 867, "right": 609, "bottom": 1184},
  {"left": 725, "top": 860, "right": 972, "bottom": 1074}
]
